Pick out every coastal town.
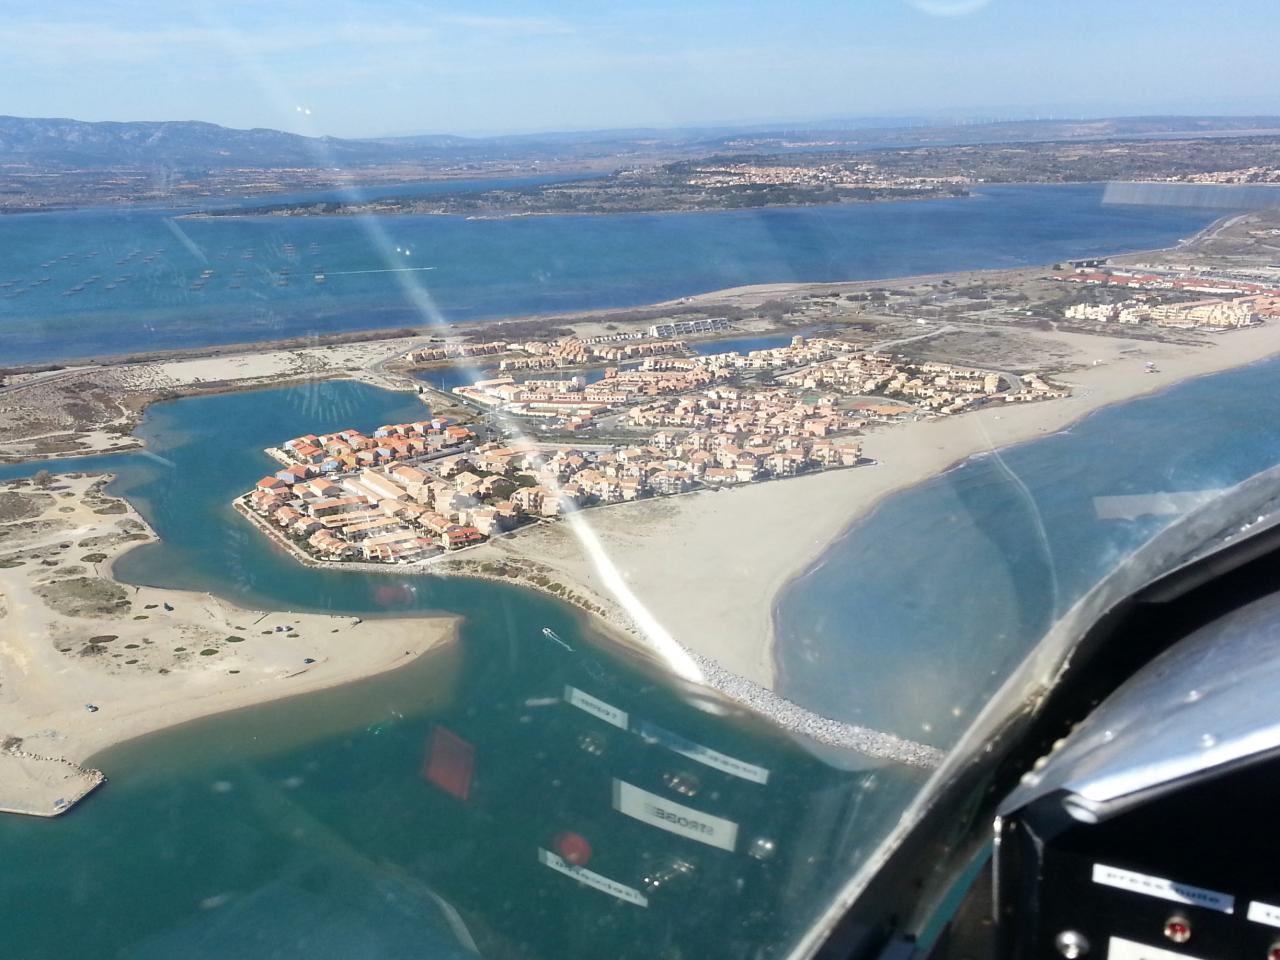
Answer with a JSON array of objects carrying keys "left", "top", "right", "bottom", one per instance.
[
  {"left": 679, "top": 159, "right": 970, "bottom": 194},
  {"left": 242, "top": 334, "right": 1069, "bottom": 566},
  {"left": 9, "top": 5, "right": 1280, "bottom": 951},
  {"left": 1053, "top": 261, "right": 1280, "bottom": 327},
  {"left": 233, "top": 234, "right": 1280, "bottom": 574},
  {"left": 5, "top": 193, "right": 1280, "bottom": 834}
]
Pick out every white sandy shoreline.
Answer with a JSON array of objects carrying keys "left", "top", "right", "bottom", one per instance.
[{"left": 440, "top": 320, "right": 1280, "bottom": 700}]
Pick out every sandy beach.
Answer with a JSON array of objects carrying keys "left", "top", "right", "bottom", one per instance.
[
  {"left": 0, "top": 474, "right": 458, "bottom": 815},
  {"left": 441, "top": 320, "right": 1280, "bottom": 691}
]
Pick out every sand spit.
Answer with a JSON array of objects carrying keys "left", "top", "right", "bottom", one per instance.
[{"left": 0, "top": 473, "right": 457, "bottom": 816}]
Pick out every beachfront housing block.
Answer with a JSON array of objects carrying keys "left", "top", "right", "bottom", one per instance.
[
  {"left": 1055, "top": 267, "right": 1280, "bottom": 329},
  {"left": 404, "top": 335, "right": 688, "bottom": 373},
  {"left": 1065, "top": 303, "right": 1123, "bottom": 322},
  {"left": 1066, "top": 297, "right": 1260, "bottom": 328},
  {"left": 1147, "top": 298, "right": 1259, "bottom": 328},
  {"left": 403, "top": 341, "right": 509, "bottom": 364},
  {"left": 649, "top": 317, "right": 731, "bottom": 339}
]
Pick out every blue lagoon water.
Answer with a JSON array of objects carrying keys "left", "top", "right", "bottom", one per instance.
[{"left": 0, "top": 184, "right": 1219, "bottom": 364}]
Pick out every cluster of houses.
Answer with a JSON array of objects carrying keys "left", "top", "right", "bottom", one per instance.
[
  {"left": 243, "top": 332, "right": 1067, "bottom": 566},
  {"left": 696, "top": 335, "right": 851, "bottom": 373},
  {"left": 403, "top": 341, "right": 508, "bottom": 364},
  {"left": 404, "top": 335, "right": 691, "bottom": 376},
  {"left": 631, "top": 385, "right": 858, "bottom": 434},
  {"left": 447, "top": 334, "right": 1059, "bottom": 434},
  {"left": 645, "top": 424, "right": 862, "bottom": 485},
  {"left": 1054, "top": 267, "right": 1280, "bottom": 297},
  {"left": 452, "top": 336, "right": 862, "bottom": 427},
  {"left": 1064, "top": 295, "right": 1279, "bottom": 328},
  {"left": 263, "top": 419, "right": 477, "bottom": 481},
  {"left": 781, "top": 354, "right": 1065, "bottom": 413},
  {"left": 242, "top": 408, "right": 867, "bottom": 565},
  {"left": 627, "top": 389, "right": 865, "bottom": 483},
  {"left": 495, "top": 337, "right": 687, "bottom": 372},
  {"left": 1055, "top": 268, "right": 1280, "bottom": 329},
  {"left": 683, "top": 161, "right": 967, "bottom": 192},
  {"left": 453, "top": 362, "right": 723, "bottom": 425}
]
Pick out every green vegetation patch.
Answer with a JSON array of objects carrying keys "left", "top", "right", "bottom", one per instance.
[
  {"left": 0, "top": 491, "right": 52, "bottom": 523},
  {"left": 35, "top": 577, "right": 130, "bottom": 618},
  {"left": 199, "top": 648, "right": 218, "bottom": 656},
  {"left": 225, "top": 636, "right": 245, "bottom": 643},
  {"left": 81, "top": 553, "right": 108, "bottom": 563}
]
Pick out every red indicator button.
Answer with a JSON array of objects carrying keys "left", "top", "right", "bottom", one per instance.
[
  {"left": 422, "top": 725, "right": 475, "bottom": 801},
  {"left": 553, "top": 831, "right": 593, "bottom": 866},
  {"left": 1163, "top": 916, "right": 1191, "bottom": 944}
]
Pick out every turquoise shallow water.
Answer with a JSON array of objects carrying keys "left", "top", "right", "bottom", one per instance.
[
  {"left": 0, "top": 183, "right": 1218, "bottom": 364},
  {"left": 0, "top": 381, "right": 924, "bottom": 960},
  {"left": 775, "top": 354, "right": 1280, "bottom": 744}
]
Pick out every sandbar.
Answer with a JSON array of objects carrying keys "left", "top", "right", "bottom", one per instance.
[{"left": 0, "top": 474, "right": 457, "bottom": 815}]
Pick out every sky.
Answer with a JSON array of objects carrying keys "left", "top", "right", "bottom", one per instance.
[{"left": 3, "top": 0, "right": 1280, "bottom": 139}]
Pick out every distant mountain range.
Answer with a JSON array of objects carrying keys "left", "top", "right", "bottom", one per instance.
[
  {"left": 5, "top": 114, "right": 1280, "bottom": 170},
  {"left": 0, "top": 116, "right": 412, "bottom": 168}
]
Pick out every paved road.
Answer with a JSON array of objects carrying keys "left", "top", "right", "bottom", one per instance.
[
  {"left": 0, "top": 368, "right": 84, "bottom": 396},
  {"left": 866, "top": 322, "right": 958, "bottom": 353}
]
